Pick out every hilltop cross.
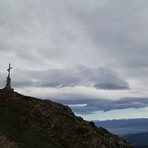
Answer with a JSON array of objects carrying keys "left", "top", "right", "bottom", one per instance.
[
  {"left": 5, "top": 63, "right": 13, "bottom": 90},
  {"left": 7, "top": 63, "right": 12, "bottom": 77}
]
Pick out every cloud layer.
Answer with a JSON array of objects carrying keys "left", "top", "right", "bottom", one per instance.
[
  {"left": 10, "top": 66, "right": 129, "bottom": 90},
  {"left": 0, "top": 0, "right": 148, "bottom": 117}
]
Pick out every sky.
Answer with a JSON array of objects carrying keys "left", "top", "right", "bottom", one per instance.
[{"left": 0, "top": 0, "right": 148, "bottom": 121}]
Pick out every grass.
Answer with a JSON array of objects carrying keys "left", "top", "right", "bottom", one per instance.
[{"left": 0, "top": 92, "right": 63, "bottom": 148}]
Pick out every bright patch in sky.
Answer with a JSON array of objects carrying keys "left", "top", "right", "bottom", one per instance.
[{"left": 78, "top": 108, "right": 148, "bottom": 121}]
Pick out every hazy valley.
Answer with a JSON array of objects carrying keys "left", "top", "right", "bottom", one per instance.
[{"left": 94, "top": 119, "right": 148, "bottom": 148}]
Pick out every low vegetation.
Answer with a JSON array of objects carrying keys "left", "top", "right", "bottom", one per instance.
[{"left": 0, "top": 89, "right": 134, "bottom": 148}]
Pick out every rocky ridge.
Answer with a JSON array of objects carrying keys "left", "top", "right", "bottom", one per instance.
[{"left": 0, "top": 89, "right": 134, "bottom": 148}]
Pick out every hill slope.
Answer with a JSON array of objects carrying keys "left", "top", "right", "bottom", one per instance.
[{"left": 0, "top": 89, "right": 134, "bottom": 148}]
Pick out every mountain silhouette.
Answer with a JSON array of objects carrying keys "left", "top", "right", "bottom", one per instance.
[{"left": 0, "top": 89, "right": 134, "bottom": 148}]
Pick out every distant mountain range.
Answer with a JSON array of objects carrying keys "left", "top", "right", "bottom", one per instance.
[{"left": 94, "top": 118, "right": 148, "bottom": 148}]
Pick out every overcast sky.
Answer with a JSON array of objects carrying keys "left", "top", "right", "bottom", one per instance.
[{"left": 1, "top": 0, "right": 148, "bottom": 120}]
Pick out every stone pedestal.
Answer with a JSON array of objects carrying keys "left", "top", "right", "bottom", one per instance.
[
  {"left": 3, "top": 63, "right": 13, "bottom": 91},
  {"left": 5, "top": 77, "right": 11, "bottom": 89}
]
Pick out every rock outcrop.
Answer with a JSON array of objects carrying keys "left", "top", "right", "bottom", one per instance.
[{"left": 0, "top": 89, "right": 134, "bottom": 148}]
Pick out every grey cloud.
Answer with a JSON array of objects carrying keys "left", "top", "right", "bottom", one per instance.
[
  {"left": 68, "top": 0, "right": 148, "bottom": 68},
  {"left": 11, "top": 66, "right": 129, "bottom": 90},
  {"left": 92, "top": 97, "right": 148, "bottom": 112},
  {"left": 94, "top": 83, "right": 129, "bottom": 90},
  {"left": 0, "top": 72, "right": 6, "bottom": 88},
  {"left": 12, "top": 80, "right": 34, "bottom": 88},
  {"left": 91, "top": 68, "right": 129, "bottom": 90},
  {"left": 52, "top": 97, "right": 148, "bottom": 114},
  {"left": 1, "top": 0, "right": 148, "bottom": 71}
]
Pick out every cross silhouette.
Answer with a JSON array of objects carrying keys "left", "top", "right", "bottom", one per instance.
[{"left": 7, "top": 63, "right": 12, "bottom": 77}]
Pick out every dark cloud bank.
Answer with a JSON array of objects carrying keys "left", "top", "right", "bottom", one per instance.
[
  {"left": 3, "top": 65, "right": 147, "bottom": 114},
  {"left": 53, "top": 97, "right": 148, "bottom": 114},
  {"left": 10, "top": 65, "right": 129, "bottom": 90}
]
